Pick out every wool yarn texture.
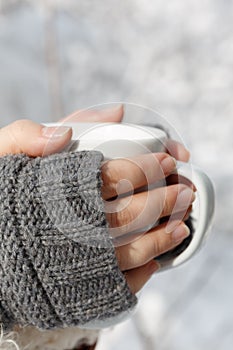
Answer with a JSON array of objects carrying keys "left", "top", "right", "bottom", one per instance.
[{"left": 0, "top": 151, "right": 137, "bottom": 332}]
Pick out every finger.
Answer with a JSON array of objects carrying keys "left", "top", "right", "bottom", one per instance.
[
  {"left": 159, "top": 205, "right": 193, "bottom": 225},
  {"left": 105, "top": 184, "right": 195, "bottom": 236},
  {"left": 116, "top": 221, "right": 190, "bottom": 271},
  {"left": 166, "top": 139, "right": 190, "bottom": 162},
  {"left": 60, "top": 104, "right": 124, "bottom": 123},
  {"left": 0, "top": 119, "right": 72, "bottom": 157},
  {"left": 124, "top": 260, "right": 160, "bottom": 294},
  {"left": 101, "top": 153, "right": 177, "bottom": 200}
]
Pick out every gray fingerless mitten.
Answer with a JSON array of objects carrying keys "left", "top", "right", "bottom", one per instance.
[{"left": 0, "top": 151, "right": 137, "bottom": 332}]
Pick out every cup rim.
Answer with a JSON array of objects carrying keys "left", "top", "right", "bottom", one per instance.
[{"left": 44, "top": 122, "right": 167, "bottom": 142}]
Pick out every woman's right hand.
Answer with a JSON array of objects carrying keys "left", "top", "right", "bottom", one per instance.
[{"left": 101, "top": 152, "right": 195, "bottom": 294}]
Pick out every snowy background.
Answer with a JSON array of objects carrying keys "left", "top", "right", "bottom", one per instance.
[{"left": 0, "top": 0, "right": 232, "bottom": 349}]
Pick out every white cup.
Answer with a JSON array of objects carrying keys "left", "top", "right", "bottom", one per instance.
[{"left": 44, "top": 122, "right": 215, "bottom": 270}]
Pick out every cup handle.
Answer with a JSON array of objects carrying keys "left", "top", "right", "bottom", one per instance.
[{"left": 157, "top": 162, "right": 215, "bottom": 270}]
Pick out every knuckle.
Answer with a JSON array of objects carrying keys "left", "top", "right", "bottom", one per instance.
[
  {"left": 151, "top": 229, "right": 174, "bottom": 258},
  {"left": 151, "top": 236, "right": 161, "bottom": 256},
  {"left": 4, "top": 120, "right": 30, "bottom": 154},
  {"left": 10, "top": 119, "right": 31, "bottom": 132},
  {"left": 119, "top": 247, "right": 132, "bottom": 271},
  {"left": 161, "top": 192, "right": 170, "bottom": 216},
  {"left": 115, "top": 248, "right": 123, "bottom": 269},
  {"left": 108, "top": 206, "right": 133, "bottom": 229},
  {"left": 119, "top": 207, "right": 135, "bottom": 230},
  {"left": 108, "top": 211, "right": 118, "bottom": 228},
  {"left": 161, "top": 186, "right": 178, "bottom": 216},
  {"left": 8, "top": 119, "right": 31, "bottom": 145},
  {"left": 134, "top": 249, "right": 148, "bottom": 266},
  {"left": 162, "top": 198, "right": 169, "bottom": 216},
  {"left": 101, "top": 161, "right": 120, "bottom": 197},
  {"left": 110, "top": 165, "right": 123, "bottom": 188}
]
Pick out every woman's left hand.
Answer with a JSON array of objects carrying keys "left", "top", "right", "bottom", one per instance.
[{"left": 0, "top": 105, "right": 124, "bottom": 157}]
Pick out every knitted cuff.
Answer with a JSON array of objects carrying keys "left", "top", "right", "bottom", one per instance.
[{"left": 0, "top": 151, "right": 137, "bottom": 332}]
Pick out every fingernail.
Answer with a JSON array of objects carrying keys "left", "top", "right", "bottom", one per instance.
[
  {"left": 42, "top": 126, "right": 71, "bottom": 139},
  {"left": 176, "top": 187, "right": 196, "bottom": 211},
  {"left": 172, "top": 223, "right": 190, "bottom": 242},
  {"left": 148, "top": 260, "right": 160, "bottom": 275},
  {"left": 161, "top": 156, "right": 176, "bottom": 174}
]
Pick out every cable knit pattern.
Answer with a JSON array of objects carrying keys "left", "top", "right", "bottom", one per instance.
[{"left": 0, "top": 151, "right": 137, "bottom": 332}]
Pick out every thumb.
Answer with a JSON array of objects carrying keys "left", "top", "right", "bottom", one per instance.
[{"left": 0, "top": 119, "right": 72, "bottom": 157}]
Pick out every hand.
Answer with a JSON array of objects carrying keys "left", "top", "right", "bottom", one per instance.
[
  {"left": 0, "top": 106, "right": 192, "bottom": 296},
  {"left": 101, "top": 152, "right": 194, "bottom": 294},
  {"left": 0, "top": 105, "right": 124, "bottom": 157}
]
